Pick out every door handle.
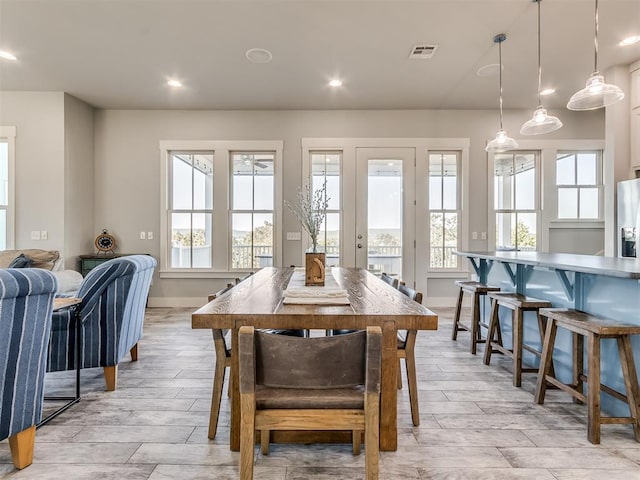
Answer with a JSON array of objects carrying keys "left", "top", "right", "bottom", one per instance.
[{"left": 357, "top": 243, "right": 363, "bottom": 249}]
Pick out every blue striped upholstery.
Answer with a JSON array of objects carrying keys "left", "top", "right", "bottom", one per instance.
[
  {"left": 47, "top": 255, "right": 156, "bottom": 373},
  {"left": 0, "top": 269, "right": 57, "bottom": 441}
]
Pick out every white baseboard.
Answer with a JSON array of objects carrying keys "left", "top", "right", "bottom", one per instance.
[
  {"left": 423, "top": 296, "right": 467, "bottom": 308},
  {"left": 148, "top": 295, "right": 468, "bottom": 309},
  {"left": 148, "top": 297, "right": 207, "bottom": 308}
]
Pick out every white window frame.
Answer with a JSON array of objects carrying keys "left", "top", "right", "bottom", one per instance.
[
  {"left": 0, "top": 126, "right": 16, "bottom": 250},
  {"left": 488, "top": 139, "right": 605, "bottom": 253},
  {"left": 301, "top": 138, "right": 470, "bottom": 287},
  {"left": 229, "top": 151, "right": 277, "bottom": 270},
  {"left": 555, "top": 150, "right": 604, "bottom": 221},
  {"left": 492, "top": 150, "right": 540, "bottom": 251},
  {"left": 427, "top": 150, "right": 463, "bottom": 273},
  {"left": 309, "top": 151, "right": 343, "bottom": 265},
  {"left": 159, "top": 140, "right": 283, "bottom": 278}
]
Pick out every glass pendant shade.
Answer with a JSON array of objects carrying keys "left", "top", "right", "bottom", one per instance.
[
  {"left": 567, "top": 0, "right": 625, "bottom": 111},
  {"left": 486, "top": 34, "right": 518, "bottom": 154},
  {"left": 486, "top": 129, "right": 519, "bottom": 153},
  {"left": 567, "top": 73, "right": 625, "bottom": 110},
  {"left": 521, "top": 0, "right": 562, "bottom": 135},
  {"left": 520, "top": 106, "right": 563, "bottom": 135}
]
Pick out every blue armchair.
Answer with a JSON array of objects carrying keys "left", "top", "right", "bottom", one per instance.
[
  {"left": 0, "top": 269, "right": 57, "bottom": 469},
  {"left": 47, "top": 255, "right": 156, "bottom": 391}
]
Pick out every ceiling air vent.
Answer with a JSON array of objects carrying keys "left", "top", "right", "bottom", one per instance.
[{"left": 408, "top": 44, "right": 438, "bottom": 59}]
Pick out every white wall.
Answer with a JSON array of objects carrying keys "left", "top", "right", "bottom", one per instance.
[
  {"left": 93, "top": 108, "right": 604, "bottom": 305},
  {"left": 63, "top": 93, "right": 95, "bottom": 269},
  {"left": 0, "top": 91, "right": 65, "bottom": 249}
]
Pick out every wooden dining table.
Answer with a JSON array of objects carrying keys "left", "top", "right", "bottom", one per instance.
[{"left": 191, "top": 266, "right": 438, "bottom": 452}]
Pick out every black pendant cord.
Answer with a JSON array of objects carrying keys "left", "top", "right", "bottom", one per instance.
[
  {"left": 593, "top": 0, "right": 599, "bottom": 74},
  {"left": 498, "top": 38, "right": 504, "bottom": 130},
  {"left": 536, "top": 0, "right": 542, "bottom": 107}
]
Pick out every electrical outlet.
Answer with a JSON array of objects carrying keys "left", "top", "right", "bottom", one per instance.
[
  {"left": 147, "top": 231, "right": 153, "bottom": 240},
  {"left": 472, "top": 231, "right": 478, "bottom": 240},
  {"left": 41, "top": 230, "right": 48, "bottom": 240},
  {"left": 481, "top": 231, "right": 487, "bottom": 240},
  {"left": 31, "top": 231, "right": 41, "bottom": 240},
  {"left": 139, "top": 231, "right": 146, "bottom": 240}
]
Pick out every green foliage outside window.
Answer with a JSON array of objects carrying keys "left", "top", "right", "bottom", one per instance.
[
  {"left": 173, "top": 230, "right": 206, "bottom": 246},
  {"left": 513, "top": 220, "right": 536, "bottom": 249}
]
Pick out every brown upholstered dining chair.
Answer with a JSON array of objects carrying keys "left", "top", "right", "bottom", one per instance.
[
  {"left": 206, "top": 281, "right": 306, "bottom": 439},
  {"left": 239, "top": 326, "right": 382, "bottom": 480},
  {"left": 381, "top": 271, "right": 399, "bottom": 289},
  {"left": 396, "top": 282, "right": 423, "bottom": 427}
]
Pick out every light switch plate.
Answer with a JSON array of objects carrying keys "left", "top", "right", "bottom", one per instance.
[
  {"left": 31, "top": 231, "right": 41, "bottom": 240},
  {"left": 286, "top": 231, "right": 301, "bottom": 241},
  {"left": 41, "top": 230, "right": 48, "bottom": 240}
]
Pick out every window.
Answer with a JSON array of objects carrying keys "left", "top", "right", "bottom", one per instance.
[
  {"left": 556, "top": 151, "right": 602, "bottom": 220},
  {"left": 0, "top": 127, "right": 15, "bottom": 250},
  {"left": 160, "top": 141, "right": 282, "bottom": 275},
  {"left": 231, "top": 152, "right": 275, "bottom": 269},
  {"left": 429, "top": 152, "right": 460, "bottom": 269},
  {"left": 168, "top": 152, "right": 214, "bottom": 268},
  {"left": 494, "top": 152, "right": 538, "bottom": 251},
  {"left": 311, "top": 152, "right": 341, "bottom": 266}
]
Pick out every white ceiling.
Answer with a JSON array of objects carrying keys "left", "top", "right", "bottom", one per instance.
[{"left": 0, "top": 0, "right": 639, "bottom": 111}]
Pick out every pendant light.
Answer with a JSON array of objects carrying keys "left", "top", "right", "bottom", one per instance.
[
  {"left": 486, "top": 34, "right": 518, "bottom": 153},
  {"left": 521, "top": 0, "right": 562, "bottom": 135},
  {"left": 567, "top": 0, "right": 624, "bottom": 110}
]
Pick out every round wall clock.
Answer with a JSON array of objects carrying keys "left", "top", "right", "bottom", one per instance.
[{"left": 95, "top": 229, "right": 116, "bottom": 254}]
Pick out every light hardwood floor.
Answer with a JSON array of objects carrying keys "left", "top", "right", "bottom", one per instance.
[{"left": 2, "top": 307, "right": 640, "bottom": 479}]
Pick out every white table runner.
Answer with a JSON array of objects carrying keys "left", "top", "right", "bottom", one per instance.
[{"left": 283, "top": 268, "right": 350, "bottom": 304}]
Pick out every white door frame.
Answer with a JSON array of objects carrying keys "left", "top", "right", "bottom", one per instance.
[{"left": 301, "top": 137, "right": 470, "bottom": 295}]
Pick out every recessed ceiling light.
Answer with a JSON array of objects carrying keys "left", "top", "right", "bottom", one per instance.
[
  {"left": 0, "top": 50, "right": 17, "bottom": 61},
  {"left": 246, "top": 48, "right": 272, "bottom": 64},
  {"left": 329, "top": 79, "right": 342, "bottom": 87},
  {"left": 620, "top": 35, "right": 640, "bottom": 46},
  {"left": 167, "top": 79, "right": 182, "bottom": 87},
  {"left": 476, "top": 63, "right": 501, "bottom": 77},
  {"left": 540, "top": 88, "right": 556, "bottom": 96}
]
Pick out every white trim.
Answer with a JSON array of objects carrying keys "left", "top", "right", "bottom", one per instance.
[
  {"left": 487, "top": 139, "right": 605, "bottom": 253},
  {"left": 423, "top": 296, "right": 467, "bottom": 308},
  {"left": 159, "top": 140, "right": 284, "bottom": 275},
  {"left": 0, "top": 126, "right": 16, "bottom": 249},
  {"left": 424, "top": 149, "right": 469, "bottom": 275},
  {"left": 548, "top": 220, "right": 605, "bottom": 229},
  {"left": 301, "top": 137, "right": 471, "bottom": 296},
  {"left": 149, "top": 294, "right": 465, "bottom": 309},
  {"left": 148, "top": 296, "right": 208, "bottom": 308},
  {"left": 159, "top": 270, "right": 252, "bottom": 279}
]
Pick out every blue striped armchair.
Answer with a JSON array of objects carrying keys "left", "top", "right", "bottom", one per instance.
[
  {"left": 0, "top": 269, "right": 57, "bottom": 469},
  {"left": 47, "top": 255, "right": 156, "bottom": 391}
]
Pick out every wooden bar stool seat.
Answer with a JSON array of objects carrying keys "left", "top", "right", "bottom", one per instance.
[
  {"left": 452, "top": 281, "right": 501, "bottom": 354},
  {"left": 535, "top": 308, "right": 640, "bottom": 444},
  {"left": 483, "top": 292, "right": 552, "bottom": 387}
]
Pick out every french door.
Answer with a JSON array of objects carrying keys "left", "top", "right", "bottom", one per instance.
[{"left": 354, "top": 148, "right": 416, "bottom": 287}]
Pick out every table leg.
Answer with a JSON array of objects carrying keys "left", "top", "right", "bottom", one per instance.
[
  {"left": 230, "top": 323, "right": 241, "bottom": 451},
  {"left": 39, "top": 305, "right": 82, "bottom": 427},
  {"left": 379, "top": 319, "right": 397, "bottom": 451}
]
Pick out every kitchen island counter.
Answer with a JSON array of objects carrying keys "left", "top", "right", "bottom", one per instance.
[{"left": 455, "top": 250, "right": 640, "bottom": 419}]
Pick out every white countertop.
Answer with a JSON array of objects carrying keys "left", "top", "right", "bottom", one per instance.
[{"left": 455, "top": 251, "right": 640, "bottom": 279}]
